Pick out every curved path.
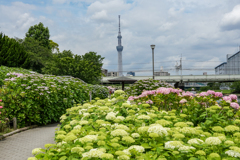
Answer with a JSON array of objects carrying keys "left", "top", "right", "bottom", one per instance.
[{"left": 0, "top": 123, "right": 59, "bottom": 160}]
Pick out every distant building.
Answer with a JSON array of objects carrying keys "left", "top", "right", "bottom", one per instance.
[
  {"left": 215, "top": 62, "right": 227, "bottom": 75},
  {"left": 215, "top": 51, "right": 240, "bottom": 75},
  {"left": 203, "top": 72, "right": 207, "bottom": 75},
  {"left": 107, "top": 72, "right": 119, "bottom": 77},
  {"left": 154, "top": 66, "right": 170, "bottom": 76},
  {"left": 101, "top": 68, "right": 108, "bottom": 76},
  {"left": 127, "top": 71, "right": 135, "bottom": 76}
]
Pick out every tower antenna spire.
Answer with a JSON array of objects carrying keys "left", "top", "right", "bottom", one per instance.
[
  {"left": 119, "top": 15, "right": 120, "bottom": 32},
  {"left": 116, "top": 15, "right": 123, "bottom": 76}
]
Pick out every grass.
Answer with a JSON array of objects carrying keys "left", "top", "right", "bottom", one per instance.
[
  {"left": 196, "top": 90, "right": 233, "bottom": 94},
  {"left": 214, "top": 90, "right": 232, "bottom": 94}
]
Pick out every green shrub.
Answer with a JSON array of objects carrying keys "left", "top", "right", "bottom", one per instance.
[
  {"left": 125, "top": 79, "right": 172, "bottom": 96},
  {"left": 30, "top": 90, "right": 240, "bottom": 160},
  {"left": 0, "top": 66, "right": 108, "bottom": 128}
]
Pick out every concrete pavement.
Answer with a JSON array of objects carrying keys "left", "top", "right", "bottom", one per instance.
[{"left": 0, "top": 123, "right": 59, "bottom": 160}]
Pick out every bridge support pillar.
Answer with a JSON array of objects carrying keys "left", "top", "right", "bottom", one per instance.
[{"left": 174, "top": 82, "right": 185, "bottom": 90}]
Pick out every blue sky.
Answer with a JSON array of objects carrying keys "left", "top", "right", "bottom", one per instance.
[{"left": 1, "top": 0, "right": 240, "bottom": 76}]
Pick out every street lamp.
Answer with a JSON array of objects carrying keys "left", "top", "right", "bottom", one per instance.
[{"left": 150, "top": 44, "right": 155, "bottom": 79}]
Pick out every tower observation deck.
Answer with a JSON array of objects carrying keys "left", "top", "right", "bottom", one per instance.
[{"left": 116, "top": 15, "right": 123, "bottom": 76}]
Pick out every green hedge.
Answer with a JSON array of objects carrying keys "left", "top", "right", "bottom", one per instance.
[{"left": 0, "top": 66, "right": 108, "bottom": 128}]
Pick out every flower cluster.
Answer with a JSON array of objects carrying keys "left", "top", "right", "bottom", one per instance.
[{"left": 29, "top": 89, "right": 240, "bottom": 160}]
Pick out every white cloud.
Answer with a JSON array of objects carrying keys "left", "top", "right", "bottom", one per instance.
[
  {"left": 1, "top": 0, "right": 240, "bottom": 76},
  {"left": 220, "top": 4, "right": 240, "bottom": 31}
]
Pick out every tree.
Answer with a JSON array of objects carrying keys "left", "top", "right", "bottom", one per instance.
[
  {"left": 42, "top": 51, "right": 104, "bottom": 84},
  {"left": 22, "top": 37, "right": 53, "bottom": 73},
  {"left": 0, "top": 33, "right": 30, "bottom": 68},
  {"left": 81, "top": 52, "right": 104, "bottom": 83},
  {"left": 49, "top": 40, "right": 59, "bottom": 53},
  {"left": 230, "top": 82, "right": 240, "bottom": 93},
  {"left": 25, "top": 22, "right": 51, "bottom": 49}
]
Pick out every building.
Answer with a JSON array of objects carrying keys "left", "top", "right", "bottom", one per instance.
[
  {"left": 116, "top": 15, "right": 123, "bottom": 76},
  {"left": 127, "top": 71, "right": 135, "bottom": 76},
  {"left": 107, "top": 72, "right": 119, "bottom": 77},
  {"left": 101, "top": 68, "right": 108, "bottom": 76},
  {"left": 203, "top": 72, "right": 207, "bottom": 75},
  {"left": 154, "top": 66, "right": 170, "bottom": 76},
  {"left": 215, "top": 62, "right": 227, "bottom": 75},
  {"left": 215, "top": 51, "right": 240, "bottom": 75}
]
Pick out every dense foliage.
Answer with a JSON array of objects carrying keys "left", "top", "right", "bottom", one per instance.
[
  {"left": 29, "top": 89, "right": 240, "bottom": 160},
  {"left": 0, "top": 66, "right": 108, "bottom": 128},
  {"left": 0, "top": 33, "right": 30, "bottom": 69},
  {"left": 125, "top": 79, "right": 173, "bottom": 96},
  {"left": 42, "top": 51, "right": 104, "bottom": 84},
  {"left": 2, "top": 22, "right": 104, "bottom": 84},
  {"left": 22, "top": 37, "right": 53, "bottom": 73},
  {"left": 230, "top": 81, "right": 240, "bottom": 93},
  {"left": 25, "top": 22, "right": 51, "bottom": 49}
]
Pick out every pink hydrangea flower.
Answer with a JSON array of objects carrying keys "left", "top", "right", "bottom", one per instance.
[
  {"left": 146, "top": 100, "right": 153, "bottom": 104},
  {"left": 128, "top": 96, "right": 134, "bottom": 101},
  {"left": 182, "top": 91, "right": 194, "bottom": 97},
  {"left": 223, "top": 96, "right": 232, "bottom": 102},
  {"left": 0, "top": 99, "right": 2, "bottom": 102},
  {"left": 138, "top": 102, "right": 142, "bottom": 105},
  {"left": 207, "top": 90, "right": 215, "bottom": 95},
  {"left": 229, "top": 94, "right": 238, "bottom": 101},
  {"left": 230, "top": 102, "right": 240, "bottom": 110},
  {"left": 214, "top": 92, "right": 223, "bottom": 98},
  {"left": 179, "top": 99, "right": 187, "bottom": 104},
  {"left": 199, "top": 92, "right": 208, "bottom": 97},
  {"left": 0, "top": 106, "right": 3, "bottom": 109}
]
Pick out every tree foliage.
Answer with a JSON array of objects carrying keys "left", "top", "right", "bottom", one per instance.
[
  {"left": 49, "top": 40, "right": 59, "bottom": 53},
  {"left": 0, "top": 33, "right": 30, "bottom": 68},
  {"left": 22, "top": 37, "right": 53, "bottom": 73},
  {"left": 230, "top": 81, "right": 240, "bottom": 93},
  {"left": 42, "top": 51, "right": 104, "bottom": 84},
  {"left": 25, "top": 22, "right": 50, "bottom": 49}
]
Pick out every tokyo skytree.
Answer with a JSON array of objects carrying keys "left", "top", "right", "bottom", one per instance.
[{"left": 116, "top": 15, "right": 123, "bottom": 76}]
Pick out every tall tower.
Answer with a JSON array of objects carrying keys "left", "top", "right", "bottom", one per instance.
[{"left": 116, "top": 15, "right": 123, "bottom": 76}]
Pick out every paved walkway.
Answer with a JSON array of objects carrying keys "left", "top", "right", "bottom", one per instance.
[{"left": 0, "top": 123, "right": 59, "bottom": 160}]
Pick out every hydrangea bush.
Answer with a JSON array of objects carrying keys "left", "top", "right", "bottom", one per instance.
[
  {"left": 124, "top": 79, "right": 173, "bottom": 96},
  {"left": 30, "top": 89, "right": 240, "bottom": 160},
  {"left": 0, "top": 66, "right": 108, "bottom": 128}
]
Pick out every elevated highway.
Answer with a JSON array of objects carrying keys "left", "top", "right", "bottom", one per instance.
[{"left": 102, "top": 75, "right": 240, "bottom": 83}]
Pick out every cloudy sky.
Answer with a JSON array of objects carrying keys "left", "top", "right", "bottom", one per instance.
[{"left": 1, "top": 0, "right": 240, "bottom": 76}]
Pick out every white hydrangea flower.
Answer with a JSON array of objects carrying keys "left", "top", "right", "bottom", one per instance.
[
  {"left": 148, "top": 124, "right": 168, "bottom": 137},
  {"left": 165, "top": 141, "right": 183, "bottom": 149},
  {"left": 122, "top": 149, "right": 131, "bottom": 155},
  {"left": 178, "top": 145, "right": 196, "bottom": 153},
  {"left": 83, "top": 113, "right": 90, "bottom": 117},
  {"left": 70, "top": 120, "right": 78, "bottom": 125},
  {"left": 187, "top": 138, "right": 204, "bottom": 145},
  {"left": 205, "top": 137, "right": 222, "bottom": 145},
  {"left": 82, "top": 148, "right": 105, "bottom": 158},
  {"left": 79, "top": 120, "right": 89, "bottom": 125},
  {"left": 79, "top": 109, "right": 88, "bottom": 115},
  {"left": 111, "top": 129, "right": 129, "bottom": 137},
  {"left": 131, "top": 133, "right": 140, "bottom": 138},
  {"left": 137, "top": 115, "right": 151, "bottom": 120},
  {"left": 73, "top": 125, "right": 81, "bottom": 130},
  {"left": 225, "top": 150, "right": 240, "bottom": 158},
  {"left": 106, "top": 112, "right": 118, "bottom": 120},
  {"left": 116, "top": 116, "right": 125, "bottom": 121},
  {"left": 32, "top": 148, "right": 42, "bottom": 155},
  {"left": 115, "top": 124, "right": 130, "bottom": 131},
  {"left": 60, "top": 115, "right": 67, "bottom": 120},
  {"left": 79, "top": 135, "right": 98, "bottom": 143},
  {"left": 128, "top": 145, "right": 145, "bottom": 153}
]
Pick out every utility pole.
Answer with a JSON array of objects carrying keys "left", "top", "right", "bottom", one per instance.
[{"left": 180, "top": 54, "right": 182, "bottom": 83}]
